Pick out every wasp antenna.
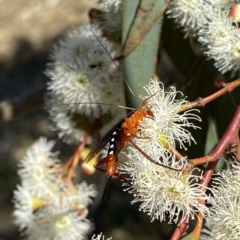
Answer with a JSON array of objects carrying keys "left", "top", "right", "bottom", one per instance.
[
  {"left": 142, "top": 90, "right": 160, "bottom": 108},
  {"left": 50, "top": 101, "right": 136, "bottom": 111},
  {"left": 90, "top": 29, "right": 142, "bottom": 104}
]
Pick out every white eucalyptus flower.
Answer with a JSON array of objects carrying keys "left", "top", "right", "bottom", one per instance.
[
  {"left": 46, "top": 24, "right": 125, "bottom": 119},
  {"left": 46, "top": 93, "right": 95, "bottom": 145},
  {"left": 46, "top": 92, "right": 125, "bottom": 145},
  {"left": 26, "top": 201, "right": 91, "bottom": 240},
  {"left": 202, "top": 199, "right": 240, "bottom": 240},
  {"left": 134, "top": 80, "right": 200, "bottom": 160},
  {"left": 119, "top": 148, "right": 210, "bottom": 223},
  {"left": 198, "top": 8, "right": 240, "bottom": 75},
  {"left": 203, "top": 162, "right": 240, "bottom": 239},
  {"left": 90, "top": 5, "right": 122, "bottom": 43},
  {"left": 47, "top": 24, "right": 115, "bottom": 69},
  {"left": 18, "top": 137, "right": 60, "bottom": 197},
  {"left": 95, "top": 0, "right": 122, "bottom": 12},
  {"left": 75, "top": 181, "right": 98, "bottom": 206},
  {"left": 210, "top": 0, "right": 237, "bottom": 9},
  {"left": 198, "top": 9, "right": 234, "bottom": 46},
  {"left": 92, "top": 232, "right": 113, "bottom": 240},
  {"left": 14, "top": 137, "right": 98, "bottom": 240},
  {"left": 62, "top": 181, "right": 98, "bottom": 208},
  {"left": 211, "top": 163, "right": 240, "bottom": 201},
  {"left": 167, "top": 0, "right": 209, "bottom": 36},
  {"left": 13, "top": 183, "right": 45, "bottom": 230}
]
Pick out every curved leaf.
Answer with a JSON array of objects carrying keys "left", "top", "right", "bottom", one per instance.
[
  {"left": 122, "top": 0, "right": 167, "bottom": 56},
  {"left": 122, "top": 0, "right": 165, "bottom": 108}
]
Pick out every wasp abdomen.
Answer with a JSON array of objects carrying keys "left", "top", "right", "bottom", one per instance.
[{"left": 105, "top": 128, "right": 121, "bottom": 176}]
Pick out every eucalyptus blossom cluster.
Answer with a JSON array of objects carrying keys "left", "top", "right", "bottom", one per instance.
[
  {"left": 17, "top": 0, "right": 240, "bottom": 238},
  {"left": 90, "top": 1, "right": 122, "bottom": 44},
  {"left": 167, "top": 0, "right": 240, "bottom": 75},
  {"left": 13, "top": 138, "right": 97, "bottom": 240},
  {"left": 119, "top": 80, "right": 210, "bottom": 224},
  {"left": 45, "top": 23, "right": 125, "bottom": 145},
  {"left": 200, "top": 160, "right": 240, "bottom": 239},
  {"left": 94, "top": 0, "right": 240, "bottom": 75}
]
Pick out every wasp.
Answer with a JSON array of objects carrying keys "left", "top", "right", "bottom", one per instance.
[
  {"left": 85, "top": 103, "right": 154, "bottom": 176},
  {"left": 85, "top": 31, "right": 181, "bottom": 177}
]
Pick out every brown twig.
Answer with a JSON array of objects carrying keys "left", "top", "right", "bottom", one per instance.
[
  {"left": 191, "top": 105, "right": 240, "bottom": 166},
  {"left": 179, "top": 79, "right": 240, "bottom": 112},
  {"left": 170, "top": 215, "right": 189, "bottom": 240},
  {"left": 191, "top": 160, "right": 218, "bottom": 239},
  {"left": 170, "top": 156, "right": 219, "bottom": 240},
  {"left": 0, "top": 86, "right": 45, "bottom": 124},
  {"left": 64, "top": 130, "right": 91, "bottom": 184},
  {"left": 63, "top": 118, "right": 100, "bottom": 184}
]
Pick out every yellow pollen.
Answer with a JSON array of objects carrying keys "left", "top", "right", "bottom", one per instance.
[
  {"left": 157, "top": 133, "right": 170, "bottom": 148},
  {"left": 32, "top": 166, "right": 45, "bottom": 180},
  {"left": 234, "top": 44, "right": 240, "bottom": 58},
  {"left": 31, "top": 197, "right": 44, "bottom": 210},
  {"left": 55, "top": 215, "right": 71, "bottom": 229},
  {"left": 76, "top": 74, "right": 89, "bottom": 88},
  {"left": 73, "top": 204, "right": 88, "bottom": 217},
  {"left": 38, "top": 154, "right": 49, "bottom": 163},
  {"left": 169, "top": 187, "right": 179, "bottom": 196}
]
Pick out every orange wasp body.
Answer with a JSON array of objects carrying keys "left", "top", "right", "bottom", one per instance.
[{"left": 86, "top": 107, "right": 154, "bottom": 177}]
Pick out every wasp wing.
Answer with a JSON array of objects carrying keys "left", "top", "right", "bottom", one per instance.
[{"left": 85, "top": 118, "right": 125, "bottom": 163}]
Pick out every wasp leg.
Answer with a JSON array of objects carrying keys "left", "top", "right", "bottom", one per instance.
[
  {"left": 128, "top": 139, "right": 184, "bottom": 171},
  {"left": 94, "top": 156, "right": 108, "bottom": 173},
  {"left": 130, "top": 133, "right": 151, "bottom": 140},
  {"left": 93, "top": 156, "right": 117, "bottom": 177}
]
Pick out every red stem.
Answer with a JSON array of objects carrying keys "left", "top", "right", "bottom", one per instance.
[
  {"left": 191, "top": 105, "right": 240, "bottom": 166},
  {"left": 170, "top": 216, "right": 189, "bottom": 240},
  {"left": 191, "top": 160, "right": 218, "bottom": 239},
  {"left": 170, "top": 106, "right": 240, "bottom": 239},
  {"left": 180, "top": 79, "right": 240, "bottom": 111},
  {"left": 170, "top": 159, "right": 219, "bottom": 240},
  {"left": 62, "top": 118, "right": 100, "bottom": 184}
]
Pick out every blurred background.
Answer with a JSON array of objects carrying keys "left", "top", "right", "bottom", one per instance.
[{"left": 0, "top": 0, "right": 95, "bottom": 239}]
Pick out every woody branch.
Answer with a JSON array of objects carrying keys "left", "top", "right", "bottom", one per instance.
[{"left": 0, "top": 87, "right": 45, "bottom": 124}]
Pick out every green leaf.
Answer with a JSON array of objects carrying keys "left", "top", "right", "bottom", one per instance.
[
  {"left": 122, "top": 0, "right": 167, "bottom": 56},
  {"left": 204, "top": 119, "right": 218, "bottom": 155},
  {"left": 215, "top": 92, "right": 239, "bottom": 138},
  {"left": 122, "top": 0, "right": 165, "bottom": 108},
  {"left": 161, "top": 16, "right": 197, "bottom": 77},
  {"left": 181, "top": 232, "right": 196, "bottom": 240},
  {"left": 182, "top": 59, "right": 220, "bottom": 158}
]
